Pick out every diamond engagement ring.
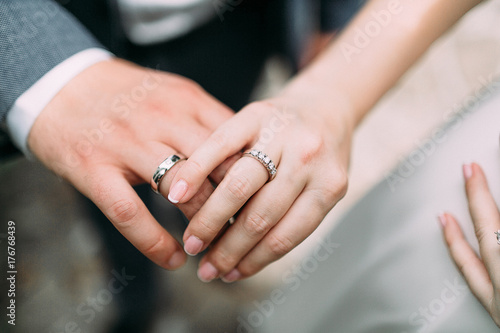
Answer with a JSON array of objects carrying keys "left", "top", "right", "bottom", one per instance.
[
  {"left": 495, "top": 230, "right": 500, "bottom": 245},
  {"left": 151, "top": 155, "right": 186, "bottom": 194},
  {"left": 243, "top": 149, "right": 277, "bottom": 182}
]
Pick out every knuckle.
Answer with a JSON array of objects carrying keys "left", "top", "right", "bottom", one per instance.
[
  {"left": 143, "top": 98, "right": 165, "bottom": 115},
  {"left": 108, "top": 199, "right": 139, "bottom": 228},
  {"left": 161, "top": 75, "right": 205, "bottom": 103},
  {"left": 140, "top": 95, "right": 176, "bottom": 120},
  {"left": 311, "top": 171, "right": 349, "bottom": 209},
  {"left": 474, "top": 224, "right": 488, "bottom": 245},
  {"left": 186, "top": 159, "right": 205, "bottom": 176},
  {"left": 193, "top": 215, "right": 220, "bottom": 238},
  {"left": 183, "top": 77, "right": 203, "bottom": 91},
  {"left": 267, "top": 234, "right": 295, "bottom": 257},
  {"left": 224, "top": 173, "right": 252, "bottom": 203},
  {"left": 142, "top": 233, "right": 168, "bottom": 258},
  {"left": 298, "top": 134, "right": 325, "bottom": 164},
  {"left": 175, "top": 76, "right": 203, "bottom": 95},
  {"left": 329, "top": 170, "right": 349, "bottom": 200},
  {"left": 242, "top": 212, "right": 273, "bottom": 238},
  {"left": 211, "top": 250, "right": 238, "bottom": 272}
]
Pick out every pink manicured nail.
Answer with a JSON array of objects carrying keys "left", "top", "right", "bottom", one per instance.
[
  {"left": 168, "top": 179, "right": 188, "bottom": 203},
  {"left": 222, "top": 269, "right": 241, "bottom": 283},
  {"left": 463, "top": 164, "right": 473, "bottom": 180},
  {"left": 184, "top": 235, "right": 204, "bottom": 256},
  {"left": 197, "top": 262, "right": 219, "bottom": 283},
  {"left": 168, "top": 251, "right": 185, "bottom": 269},
  {"left": 438, "top": 213, "right": 447, "bottom": 228}
]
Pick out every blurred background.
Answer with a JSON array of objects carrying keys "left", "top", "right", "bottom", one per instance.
[{"left": 1, "top": 0, "right": 500, "bottom": 332}]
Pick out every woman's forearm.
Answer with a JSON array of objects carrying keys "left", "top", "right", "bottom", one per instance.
[{"left": 281, "top": 0, "right": 484, "bottom": 130}]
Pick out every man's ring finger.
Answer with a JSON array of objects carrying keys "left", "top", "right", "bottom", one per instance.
[{"left": 151, "top": 154, "right": 186, "bottom": 194}]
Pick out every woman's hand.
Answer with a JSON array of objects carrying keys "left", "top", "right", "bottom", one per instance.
[
  {"left": 169, "top": 88, "right": 354, "bottom": 282},
  {"left": 165, "top": 0, "right": 484, "bottom": 283},
  {"left": 440, "top": 163, "right": 500, "bottom": 327}
]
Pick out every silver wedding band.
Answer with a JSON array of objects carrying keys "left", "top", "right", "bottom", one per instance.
[
  {"left": 151, "top": 154, "right": 186, "bottom": 194},
  {"left": 242, "top": 149, "right": 277, "bottom": 182}
]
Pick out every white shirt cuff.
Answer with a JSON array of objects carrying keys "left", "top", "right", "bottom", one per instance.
[{"left": 6, "top": 48, "right": 114, "bottom": 157}]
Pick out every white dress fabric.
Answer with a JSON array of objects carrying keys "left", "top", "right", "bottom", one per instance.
[{"left": 258, "top": 82, "right": 500, "bottom": 332}]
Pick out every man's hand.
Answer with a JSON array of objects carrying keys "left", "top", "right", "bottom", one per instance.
[{"left": 28, "top": 58, "right": 235, "bottom": 270}]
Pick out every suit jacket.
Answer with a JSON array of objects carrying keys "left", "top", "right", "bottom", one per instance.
[
  {"left": 0, "top": 0, "right": 364, "bottom": 158},
  {"left": 0, "top": 0, "right": 101, "bottom": 120}
]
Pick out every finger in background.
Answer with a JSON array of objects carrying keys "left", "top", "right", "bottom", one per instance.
[
  {"left": 441, "top": 213, "right": 493, "bottom": 310},
  {"left": 464, "top": 163, "right": 500, "bottom": 277}
]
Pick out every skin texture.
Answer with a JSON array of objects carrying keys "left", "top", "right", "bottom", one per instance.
[
  {"left": 28, "top": 58, "right": 236, "bottom": 270},
  {"left": 170, "top": 0, "right": 484, "bottom": 282},
  {"left": 441, "top": 163, "right": 500, "bottom": 328},
  {"left": 172, "top": 97, "right": 352, "bottom": 282},
  {"left": 28, "top": 0, "right": 485, "bottom": 284}
]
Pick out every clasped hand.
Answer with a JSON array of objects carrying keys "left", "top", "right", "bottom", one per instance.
[
  {"left": 29, "top": 58, "right": 353, "bottom": 282},
  {"left": 170, "top": 91, "right": 353, "bottom": 282}
]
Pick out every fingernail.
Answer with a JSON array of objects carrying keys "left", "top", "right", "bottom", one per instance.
[
  {"left": 438, "top": 213, "right": 447, "bottom": 228},
  {"left": 168, "top": 251, "right": 185, "bottom": 269},
  {"left": 184, "top": 235, "right": 204, "bottom": 256},
  {"left": 463, "top": 164, "right": 473, "bottom": 180},
  {"left": 197, "top": 262, "right": 219, "bottom": 283},
  {"left": 168, "top": 180, "right": 188, "bottom": 203},
  {"left": 222, "top": 269, "right": 241, "bottom": 283}
]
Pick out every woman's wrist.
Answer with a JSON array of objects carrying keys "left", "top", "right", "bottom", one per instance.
[
  {"left": 274, "top": 75, "right": 358, "bottom": 136},
  {"left": 273, "top": 0, "right": 484, "bottom": 138}
]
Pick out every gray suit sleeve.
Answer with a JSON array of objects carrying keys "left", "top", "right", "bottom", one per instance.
[{"left": 0, "top": 0, "right": 104, "bottom": 122}]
